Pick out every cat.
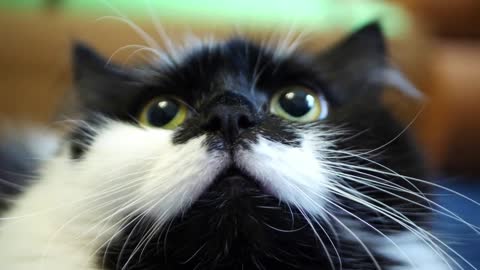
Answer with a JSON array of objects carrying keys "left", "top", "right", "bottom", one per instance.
[{"left": 0, "top": 22, "right": 452, "bottom": 270}]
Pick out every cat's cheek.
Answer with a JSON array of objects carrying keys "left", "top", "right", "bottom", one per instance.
[
  {"left": 234, "top": 135, "right": 333, "bottom": 216},
  {"left": 75, "top": 122, "right": 229, "bottom": 223},
  {"left": 134, "top": 138, "right": 230, "bottom": 220}
]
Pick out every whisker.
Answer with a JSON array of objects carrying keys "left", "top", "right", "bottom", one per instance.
[{"left": 96, "top": 16, "right": 160, "bottom": 50}]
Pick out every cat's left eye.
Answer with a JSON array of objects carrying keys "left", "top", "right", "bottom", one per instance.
[
  {"left": 138, "top": 97, "right": 188, "bottom": 129},
  {"left": 270, "top": 87, "right": 328, "bottom": 122}
]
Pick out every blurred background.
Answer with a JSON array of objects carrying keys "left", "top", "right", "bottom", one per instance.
[{"left": 1, "top": 0, "right": 480, "bottom": 267}]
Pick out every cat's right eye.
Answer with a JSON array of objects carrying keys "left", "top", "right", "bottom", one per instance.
[{"left": 138, "top": 97, "right": 188, "bottom": 129}]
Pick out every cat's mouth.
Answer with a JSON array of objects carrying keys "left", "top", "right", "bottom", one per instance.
[{"left": 210, "top": 165, "right": 265, "bottom": 198}]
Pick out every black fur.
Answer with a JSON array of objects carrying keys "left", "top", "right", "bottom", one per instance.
[{"left": 67, "top": 22, "right": 428, "bottom": 269}]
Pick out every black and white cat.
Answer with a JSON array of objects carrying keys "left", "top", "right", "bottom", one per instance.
[{"left": 0, "top": 23, "right": 451, "bottom": 269}]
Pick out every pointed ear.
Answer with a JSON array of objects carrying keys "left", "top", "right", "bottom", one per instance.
[
  {"left": 71, "top": 42, "right": 141, "bottom": 115},
  {"left": 73, "top": 42, "right": 132, "bottom": 88},
  {"left": 316, "top": 22, "right": 389, "bottom": 102},
  {"left": 322, "top": 22, "right": 386, "bottom": 66}
]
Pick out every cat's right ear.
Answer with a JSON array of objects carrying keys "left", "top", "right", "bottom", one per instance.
[{"left": 72, "top": 42, "right": 141, "bottom": 114}]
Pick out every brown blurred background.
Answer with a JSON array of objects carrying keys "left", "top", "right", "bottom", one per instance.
[{"left": 0, "top": 0, "right": 479, "bottom": 176}]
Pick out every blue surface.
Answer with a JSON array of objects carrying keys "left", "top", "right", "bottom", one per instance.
[{"left": 433, "top": 179, "right": 480, "bottom": 269}]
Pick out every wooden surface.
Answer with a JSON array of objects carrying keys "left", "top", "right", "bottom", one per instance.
[{"left": 426, "top": 41, "right": 480, "bottom": 175}]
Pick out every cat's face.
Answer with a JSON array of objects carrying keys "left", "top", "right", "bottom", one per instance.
[{"left": 67, "top": 23, "right": 430, "bottom": 270}]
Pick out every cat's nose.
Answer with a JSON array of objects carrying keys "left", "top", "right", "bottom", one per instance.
[{"left": 203, "top": 105, "right": 256, "bottom": 144}]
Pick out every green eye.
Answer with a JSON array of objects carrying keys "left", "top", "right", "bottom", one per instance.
[
  {"left": 139, "top": 97, "right": 188, "bottom": 129},
  {"left": 270, "top": 87, "right": 328, "bottom": 122}
]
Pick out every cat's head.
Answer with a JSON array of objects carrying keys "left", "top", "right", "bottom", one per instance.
[{"left": 67, "top": 22, "right": 428, "bottom": 269}]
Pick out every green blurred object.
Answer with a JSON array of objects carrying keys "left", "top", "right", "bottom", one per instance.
[{"left": 0, "top": 0, "right": 410, "bottom": 36}]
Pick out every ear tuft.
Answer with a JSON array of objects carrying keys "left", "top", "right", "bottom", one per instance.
[
  {"left": 71, "top": 41, "right": 133, "bottom": 89},
  {"left": 73, "top": 42, "right": 103, "bottom": 67},
  {"left": 315, "top": 21, "right": 391, "bottom": 101},
  {"left": 329, "top": 21, "right": 387, "bottom": 64},
  {"left": 319, "top": 21, "right": 387, "bottom": 69},
  {"left": 72, "top": 41, "right": 112, "bottom": 82},
  {"left": 347, "top": 21, "right": 386, "bottom": 56},
  {"left": 69, "top": 41, "right": 139, "bottom": 114}
]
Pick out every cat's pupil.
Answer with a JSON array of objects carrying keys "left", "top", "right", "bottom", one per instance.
[
  {"left": 279, "top": 90, "right": 315, "bottom": 117},
  {"left": 146, "top": 99, "right": 179, "bottom": 127}
]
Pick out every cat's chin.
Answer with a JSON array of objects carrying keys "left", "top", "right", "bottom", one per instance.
[{"left": 103, "top": 165, "right": 332, "bottom": 270}]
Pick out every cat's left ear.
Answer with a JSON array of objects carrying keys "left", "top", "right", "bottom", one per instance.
[
  {"left": 323, "top": 21, "right": 387, "bottom": 67},
  {"left": 317, "top": 22, "right": 423, "bottom": 101},
  {"left": 72, "top": 42, "right": 142, "bottom": 115}
]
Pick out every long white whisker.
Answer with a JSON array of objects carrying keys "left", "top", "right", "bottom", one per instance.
[
  {"left": 326, "top": 164, "right": 480, "bottom": 233},
  {"left": 326, "top": 178, "right": 469, "bottom": 269},
  {"left": 145, "top": 0, "right": 178, "bottom": 61},
  {"left": 96, "top": 16, "right": 161, "bottom": 50},
  {"left": 106, "top": 44, "right": 162, "bottom": 66}
]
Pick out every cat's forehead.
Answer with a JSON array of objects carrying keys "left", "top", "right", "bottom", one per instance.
[
  {"left": 142, "top": 38, "right": 318, "bottom": 98},
  {"left": 170, "top": 38, "right": 296, "bottom": 69},
  {"left": 72, "top": 23, "right": 394, "bottom": 116}
]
